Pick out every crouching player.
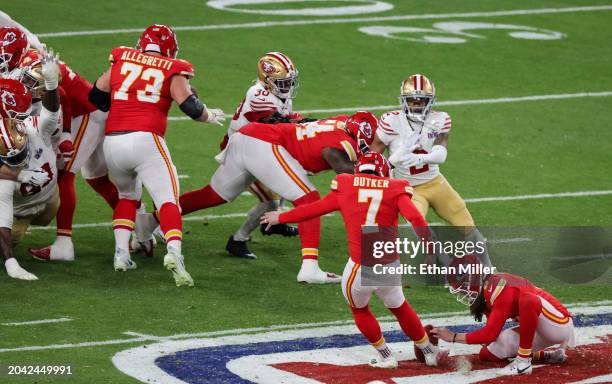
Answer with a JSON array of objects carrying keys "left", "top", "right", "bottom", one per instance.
[
  {"left": 0, "top": 57, "right": 62, "bottom": 280},
  {"left": 262, "top": 152, "right": 447, "bottom": 368},
  {"left": 432, "top": 255, "right": 574, "bottom": 376}
]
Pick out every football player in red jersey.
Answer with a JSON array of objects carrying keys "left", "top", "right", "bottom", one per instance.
[
  {"left": 24, "top": 50, "right": 123, "bottom": 262},
  {"left": 137, "top": 111, "right": 375, "bottom": 284},
  {"left": 89, "top": 24, "right": 225, "bottom": 287},
  {"left": 261, "top": 152, "right": 448, "bottom": 368},
  {"left": 431, "top": 255, "right": 575, "bottom": 376},
  {"left": 0, "top": 27, "right": 29, "bottom": 77}
]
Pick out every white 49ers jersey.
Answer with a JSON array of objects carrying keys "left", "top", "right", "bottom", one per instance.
[
  {"left": 377, "top": 110, "right": 452, "bottom": 186},
  {"left": 228, "top": 81, "right": 292, "bottom": 136},
  {"left": 0, "top": 116, "right": 59, "bottom": 229}
]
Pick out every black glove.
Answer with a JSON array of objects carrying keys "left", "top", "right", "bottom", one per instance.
[
  {"left": 297, "top": 117, "right": 318, "bottom": 123},
  {"left": 259, "top": 112, "right": 292, "bottom": 124}
]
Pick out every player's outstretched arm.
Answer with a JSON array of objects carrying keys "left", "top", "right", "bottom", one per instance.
[
  {"left": 261, "top": 192, "right": 340, "bottom": 228},
  {"left": 170, "top": 76, "right": 225, "bottom": 125},
  {"left": 321, "top": 148, "right": 355, "bottom": 174}
]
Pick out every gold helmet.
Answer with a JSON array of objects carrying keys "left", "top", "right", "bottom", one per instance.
[
  {"left": 0, "top": 117, "right": 29, "bottom": 167},
  {"left": 18, "top": 49, "right": 46, "bottom": 100},
  {"left": 400, "top": 74, "right": 435, "bottom": 122},
  {"left": 257, "top": 52, "right": 298, "bottom": 99}
]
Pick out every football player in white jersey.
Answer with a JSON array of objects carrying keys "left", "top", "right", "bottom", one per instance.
[
  {"left": 371, "top": 74, "right": 490, "bottom": 266},
  {"left": 222, "top": 52, "right": 304, "bottom": 259},
  {"left": 0, "top": 54, "right": 62, "bottom": 281}
]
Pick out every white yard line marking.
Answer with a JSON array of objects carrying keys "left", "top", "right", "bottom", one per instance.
[
  {"left": 0, "top": 301, "right": 608, "bottom": 353},
  {"left": 177, "top": 174, "right": 190, "bottom": 179},
  {"left": 167, "top": 91, "right": 612, "bottom": 121},
  {"left": 37, "top": 5, "right": 612, "bottom": 38},
  {"left": 2, "top": 317, "right": 73, "bottom": 326},
  {"left": 28, "top": 189, "right": 612, "bottom": 231}
]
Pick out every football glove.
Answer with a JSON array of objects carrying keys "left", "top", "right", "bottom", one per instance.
[
  {"left": 297, "top": 117, "right": 317, "bottom": 123},
  {"left": 58, "top": 132, "right": 74, "bottom": 162},
  {"left": 41, "top": 48, "right": 60, "bottom": 91},
  {"left": 205, "top": 108, "right": 225, "bottom": 126},
  {"left": 17, "top": 168, "right": 50, "bottom": 187},
  {"left": 260, "top": 112, "right": 291, "bottom": 124}
]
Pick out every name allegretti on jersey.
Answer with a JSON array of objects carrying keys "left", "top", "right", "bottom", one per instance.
[
  {"left": 376, "top": 109, "right": 451, "bottom": 186},
  {"left": 0, "top": 108, "right": 62, "bottom": 230}
]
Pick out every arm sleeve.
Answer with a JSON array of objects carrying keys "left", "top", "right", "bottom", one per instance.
[
  {"left": 465, "top": 296, "right": 513, "bottom": 344},
  {"left": 279, "top": 192, "right": 340, "bottom": 224},
  {"left": 39, "top": 106, "right": 62, "bottom": 143},
  {"left": 398, "top": 193, "right": 432, "bottom": 241},
  {"left": 422, "top": 145, "right": 447, "bottom": 164}
]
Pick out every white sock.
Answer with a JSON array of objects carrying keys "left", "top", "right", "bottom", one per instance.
[
  {"left": 234, "top": 201, "right": 277, "bottom": 241},
  {"left": 114, "top": 229, "right": 132, "bottom": 252},
  {"left": 167, "top": 240, "right": 182, "bottom": 255}
]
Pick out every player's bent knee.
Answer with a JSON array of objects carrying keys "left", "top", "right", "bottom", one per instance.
[
  {"left": 479, "top": 346, "right": 506, "bottom": 362},
  {"left": 380, "top": 287, "right": 406, "bottom": 309}
]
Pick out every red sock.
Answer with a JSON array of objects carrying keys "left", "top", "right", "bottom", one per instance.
[
  {"left": 158, "top": 202, "right": 182, "bottom": 243},
  {"left": 86, "top": 174, "right": 119, "bottom": 209},
  {"left": 479, "top": 346, "right": 506, "bottom": 362},
  {"left": 293, "top": 191, "right": 321, "bottom": 259},
  {"left": 388, "top": 301, "right": 427, "bottom": 344},
  {"left": 518, "top": 293, "right": 542, "bottom": 358},
  {"left": 351, "top": 306, "right": 383, "bottom": 344},
  {"left": 56, "top": 170, "right": 76, "bottom": 237},
  {"left": 112, "top": 199, "right": 139, "bottom": 250},
  {"left": 179, "top": 185, "right": 227, "bottom": 215}
]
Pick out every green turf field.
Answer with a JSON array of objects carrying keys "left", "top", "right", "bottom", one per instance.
[{"left": 1, "top": 1, "right": 612, "bottom": 383}]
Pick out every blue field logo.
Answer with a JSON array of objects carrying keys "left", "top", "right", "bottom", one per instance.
[{"left": 113, "top": 307, "right": 612, "bottom": 384}]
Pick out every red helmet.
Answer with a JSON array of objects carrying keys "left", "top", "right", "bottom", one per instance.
[
  {"left": 345, "top": 111, "right": 378, "bottom": 153},
  {"left": 355, "top": 151, "right": 391, "bottom": 178},
  {"left": 447, "top": 254, "right": 486, "bottom": 306},
  {"left": 0, "top": 27, "right": 29, "bottom": 75},
  {"left": 0, "top": 78, "right": 32, "bottom": 122},
  {"left": 136, "top": 24, "right": 178, "bottom": 59}
]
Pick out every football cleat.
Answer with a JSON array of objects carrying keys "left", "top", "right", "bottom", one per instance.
[
  {"left": 226, "top": 236, "right": 257, "bottom": 260},
  {"left": 4, "top": 258, "right": 38, "bottom": 281},
  {"left": 297, "top": 262, "right": 341, "bottom": 284},
  {"left": 114, "top": 249, "right": 137, "bottom": 271},
  {"left": 163, "top": 252, "right": 194, "bottom": 287},
  {"left": 260, "top": 223, "right": 298, "bottom": 237},
  {"left": 497, "top": 357, "right": 532, "bottom": 376},
  {"left": 414, "top": 325, "right": 438, "bottom": 363},
  {"left": 421, "top": 345, "right": 449, "bottom": 367},
  {"left": 29, "top": 237, "right": 75, "bottom": 262},
  {"left": 368, "top": 355, "right": 398, "bottom": 369},
  {"left": 130, "top": 232, "right": 156, "bottom": 258}
]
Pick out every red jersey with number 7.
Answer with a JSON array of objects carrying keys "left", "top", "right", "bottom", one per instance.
[
  {"left": 105, "top": 47, "right": 194, "bottom": 136},
  {"left": 279, "top": 173, "right": 429, "bottom": 263},
  {"left": 239, "top": 117, "right": 359, "bottom": 173}
]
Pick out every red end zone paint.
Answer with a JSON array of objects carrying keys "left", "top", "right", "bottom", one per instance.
[{"left": 272, "top": 335, "right": 612, "bottom": 384}]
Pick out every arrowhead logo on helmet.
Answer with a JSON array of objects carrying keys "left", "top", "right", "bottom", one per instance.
[
  {"left": 1, "top": 90, "right": 16, "bottom": 107},
  {"left": 1, "top": 31, "right": 17, "bottom": 46}
]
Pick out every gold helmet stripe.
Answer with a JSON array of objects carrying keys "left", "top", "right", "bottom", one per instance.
[{"left": 265, "top": 51, "right": 294, "bottom": 72}]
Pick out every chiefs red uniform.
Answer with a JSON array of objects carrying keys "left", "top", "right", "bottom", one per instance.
[
  {"left": 239, "top": 117, "right": 359, "bottom": 173},
  {"left": 105, "top": 47, "right": 194, "bottom": 136},
  {"left": 59, "top": 62, "right": 96, "bottom": 118},
  {"left": 466, "top": 273, "right": 571, "bottom": 345},
  {"left": 279, "top": 173, "right": 428, "bottom": 263}
]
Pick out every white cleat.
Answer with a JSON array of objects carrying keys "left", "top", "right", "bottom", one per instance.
[
  {"left": 5, "top": 258, "right": 38, "bottom": 280},
  {"left": 497, "top": 357, "right": 532, "bottom": 376},
  {"left": 163, "top": 252, "right": 194, "bottom": 287},
  {"left": 368, "top": 355, "right": 398, "bottom": 369},
  {"left": 134, "top": 213, "right": 158, "bottom": 257},
  {"left": 114, "top": 249, "right": 137, "bottom": 271},
  {"left": 29, "top": 237, "right": 75, "bottom": 262},
  {"left": 423, "top": 345, "right": 449, "bottom": 367},
  {"left": 297, "top": 267, "right": 341, "bottom": 284}
]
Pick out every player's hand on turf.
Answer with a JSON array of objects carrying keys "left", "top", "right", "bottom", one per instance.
[
  {"left": 17, "top": 168, "right": 51, "bottom": 187},
  {"left": 205, "top": 108, "right": 226, "bottom": 126},
  {"left": 5, "top": 258, "right": 38, "bottom": 281},
  {"left": 260, "top": 211, "right": 282, "bottom": 230},
  {"left": 58, "top": 132, "right": 74, "bottom": 162},
  {"left": 430, "top": 327, "right": 453, "bottom": 342},
  {"left": 41, "top": 48, "right": 60, "bottom": 90}
]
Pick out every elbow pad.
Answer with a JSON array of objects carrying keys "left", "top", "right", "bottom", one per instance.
[
  {"left": 423, "top": 145, "right": 447, "bottom": 164},
  {"left": 88, "top": 84, "right": 111, "bottom": 112},
  {"left": 179, "top": 94, "right": 205, "bottom": 120}
]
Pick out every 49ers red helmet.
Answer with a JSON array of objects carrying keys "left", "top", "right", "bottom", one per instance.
[
  {"left": 136, "top": 24, "right": 178, "bottom": 59},
  {"left": 345, "top": 111, "right": 378, "bottom": 153},
  {"left": 0, "top": 78, "right": 32, "bottom": 122},
  {"left": 0, "top": 27, "right": 29, "bottom": 75},
  {"left": 355, "top": 151, "right": 391, "bottom": 178}
]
